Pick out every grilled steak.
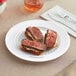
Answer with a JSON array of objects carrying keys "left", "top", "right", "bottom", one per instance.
[
  {"left": 25, "top": 27, "right": 43, "bottom": 42},
  {"left": 21, "top": 39, "right": 46, "bottom": 55},
  {"left": 44, "top": 29, "right": 57, "bottom": 49}
]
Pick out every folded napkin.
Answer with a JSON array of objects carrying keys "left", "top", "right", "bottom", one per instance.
[{"left": 40, "top": 5, "right": 76, "bottom": 37}]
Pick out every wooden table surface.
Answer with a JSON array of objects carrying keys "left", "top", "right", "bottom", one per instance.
[{"left": 0, "top": 0, "right": 76, "bottom": 76}]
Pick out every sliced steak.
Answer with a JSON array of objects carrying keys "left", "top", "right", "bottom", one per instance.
[
  {"left": 21, "top": 39, "right": 46, "bottom": 55},
  {"left": 44, "top": 29, "right": 57, "bottom": 49},
  {"left": 25, "top": 27, "right": 43, "bottom": 42}
]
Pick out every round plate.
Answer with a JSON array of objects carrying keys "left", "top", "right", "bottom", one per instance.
[{"left": 5, "top": 20, "right": 70, "bottom": 62}]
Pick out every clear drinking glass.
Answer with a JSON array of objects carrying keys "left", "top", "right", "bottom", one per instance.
[{"left": 24, "top": 0, "right": 44, "bottom": 12}]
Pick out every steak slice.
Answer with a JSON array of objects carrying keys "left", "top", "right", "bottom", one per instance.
[
  {"left": 25, "top": 27, "right": 43, "bottom": 42},
  {"left": 44, "top": 29, "right": 57, "bottom": 49},
  {"left": 21, "top": 39, "right": 46, "bottom": 55}
]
